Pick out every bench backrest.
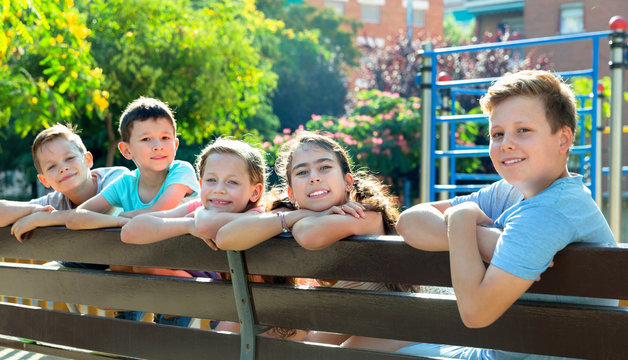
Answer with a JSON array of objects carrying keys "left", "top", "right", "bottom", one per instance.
[{"left": 1, "top": 226, "right": 627, "bottom": 359}]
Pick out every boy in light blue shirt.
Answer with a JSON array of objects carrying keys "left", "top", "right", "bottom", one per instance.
[
  {"left": 396, "top": 71, "right": 615, "bottom": 359},
  {"left": 66, "top": 97, "right": 199, "bottom": 326}
]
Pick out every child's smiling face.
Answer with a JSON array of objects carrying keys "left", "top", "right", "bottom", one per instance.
[
  {"left": 36, "top": 137, "right": 93, "bottom": 194},
  {"left": 200, "top": 152, "right": 262, "bottom": 213},
  {"left": 489, "top": 95, "right": 572, "bottom": 198},
  {"left": 287, "top": 144, "right": 353, "bottom": 211},
  {"left": 118, "top": 117, "right": 179, "bottom": 174}
]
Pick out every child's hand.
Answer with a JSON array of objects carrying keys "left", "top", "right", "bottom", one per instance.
[
  {"left": 323, "top": 201, "right": 366, "bottom": 218},
  {"left": 444, "top": 202, "right": 493, "bottom": 227},
  {"left": 11, "top": 212, "right": 47, "bottom": 242},
  {"left": 190, "top": 227, "right": 218, "bottom": 251},
  {"left": 117, "top": 216, "right": 130, "bottom": 227},
  {"left": 32, "top": 204, "right": 54, "bottom": 214}
]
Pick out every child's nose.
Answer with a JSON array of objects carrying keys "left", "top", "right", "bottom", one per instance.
[
  {"left": 501, "top": 134, "right": 516, "bottom": 150},
  {"left": 152, "top": 140, "right": 164, "bottom": 151},
  {"left": 309, "top": 172, "right": 321, "bottom": 184}
]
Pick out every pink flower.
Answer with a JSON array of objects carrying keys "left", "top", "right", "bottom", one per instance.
[
  {"left": 372, "top": 146, "right": 381, "bottom": 154},
  {"left": 373, "top": 137, "right": 383, "bottom": 145},
  {"left": 273, "top": 135, "right": 284, "bottom": 145},
  {"left": 262, "top": 141, "right": 271, "bottom": 149},
  {"left": 412, "top": 102, "right": 421, "bottom": 109},
  {"left": 311, "top": 114, "right": 322, "bottom": 121},
  {"left": 283, "top": 128, "right": 291, "bottom": 134}
]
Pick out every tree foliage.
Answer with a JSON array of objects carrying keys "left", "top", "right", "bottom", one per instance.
[
  {"left": 0, "top": 0, "right": 104, "bottom": 146},
  {"left": 256, "top": 0, "right": 359, "bottom": 130},
  {"left": 78, "top": 0, "right": 279, "bottom": 165}
]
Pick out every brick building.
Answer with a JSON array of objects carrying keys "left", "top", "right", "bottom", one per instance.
[{"left": 305, "top": 0, "right": 444, "bottom": 47}]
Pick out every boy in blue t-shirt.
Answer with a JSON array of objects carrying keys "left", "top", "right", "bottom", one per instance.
[
  {"left": 397, "top": 70, "right": 615, "bottom": 333},
  {"left": 66, "top": 97, "right": 199, "bottom": 326}
]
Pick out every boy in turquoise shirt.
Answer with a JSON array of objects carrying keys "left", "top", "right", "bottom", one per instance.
[{"left": 66, "top": 97, "right": 199, "bottom": 325}]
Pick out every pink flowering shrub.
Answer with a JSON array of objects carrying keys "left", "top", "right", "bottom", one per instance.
[{"left": 262, "top": 89, "right": 488, "bottom": 198}]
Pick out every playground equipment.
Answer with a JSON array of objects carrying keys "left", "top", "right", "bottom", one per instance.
[{"left": 418, "top": 16, "right": 627, "bottom": 241}]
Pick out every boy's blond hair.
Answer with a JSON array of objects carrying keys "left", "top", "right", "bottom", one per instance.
[
  {"left": 480, "top": 70, "right": 577, "bottom": 134},
  {"left": 118, "top": 97, "right": 177, "bottom": 142},
  {"left": 31, "top": 124, "right": 87, "bottom": 173}
]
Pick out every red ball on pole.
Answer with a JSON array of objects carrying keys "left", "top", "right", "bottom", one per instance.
[{"left": 609, "top": 16, "right": 627, "bottom": 31}]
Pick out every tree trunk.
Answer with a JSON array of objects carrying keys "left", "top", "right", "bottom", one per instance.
[{"left": 105, "top": 112, "right": 117, "bottom": 167}]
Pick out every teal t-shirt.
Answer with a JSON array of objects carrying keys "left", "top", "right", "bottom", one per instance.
[{"left": 101, "top": 160, "right": 199, "bottom": 211}]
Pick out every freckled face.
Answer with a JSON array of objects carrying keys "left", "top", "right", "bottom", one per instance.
[
  {"left": 287, "top": 145, "right": 353, "bottom": 211},
  {"left": 200, "top": 153, "right": 262, "bottom": 213}
]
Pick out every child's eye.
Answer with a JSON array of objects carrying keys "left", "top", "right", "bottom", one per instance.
[
  {"left": 320, "top": 165, "right": 332, "bottom": 171},
  {"left": 490, "top": 132, "right": 503, "bottom": 139},
  {"left": 295, "top": 170, "right": 308, "bottom": 176},
  {"left": 205, "top": 178, "right": 216, "bottom": 183},
  {"left": 66, "top": 156, "right": 76, "bottom": 161},
  {"left": 47, "top": 165, "right": 56, "bottom": 171},
  {"left": 518, "top": 128, "right": 530, "bottom": 133},
  {"left": 228, "top": 180, "right": 239, "bottom": 185},
  {"left": 141, "top": 137, "right": 150, "bottom": 142},
  {"left": 161, "top": 136, "right": 171, "bottom": 140}
]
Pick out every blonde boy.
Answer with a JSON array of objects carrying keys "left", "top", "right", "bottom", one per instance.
[
  {"left": 0, "top": 124, "right": 125, "bottom": 243},
  {"left": 66, "top": 97, "right": 198, "bottom": 229},
  {"left": 397, "top": 70, "right": 615, "bottom": 335}
]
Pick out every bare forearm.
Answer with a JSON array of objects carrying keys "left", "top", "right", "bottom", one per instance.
[
  {"left": 66, "top": 210, "right": 125, "bottom": 230},
  {"left": 122, "top": 216, "right": 194, "bottom": 244},
  {"left": 0, "top": 201, "right": 37, "bottom": 227},
  {"left": 195, "top": 210, "right": 243, "bottom": 240},
  {"left": 447, "top": 215, "right": 490, "bottom": 325},
  {"left": 216, "top": 210, "right": 313, "bottom": 250},
  {"left": 397, "top": 203, "right": 449, "bottom": 251}
]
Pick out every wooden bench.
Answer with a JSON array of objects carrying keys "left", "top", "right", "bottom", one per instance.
[{"left": 0, "top": 226, "right": 627, "bottom": 359}]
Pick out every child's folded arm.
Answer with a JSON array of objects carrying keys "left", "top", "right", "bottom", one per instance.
[
  {"left": 194, "top": 209, "right": 255, "bottom": 242},
  {"left": 291, "top": 210, "right": 384, "bottom": 251},
  {"left": 215, "top": 209, "right": 315, "bottom": 251},
  {"left": 396, "top": 202, "right": 451, "bottom": 251},
  {"left": 66, "top": 194, "right": 121, "bottom": 230},
  {"left": 121, "top": 213, "right": 195, "bottom": 244},
  {"left": 11, "top": 210, "right": 70, "bottom": 242},
  {"left": 446, "top": 203, "right": 533, "bottom": 328},
  {"left": 0, "top": 200, "right": 52, "bottom": 227}
]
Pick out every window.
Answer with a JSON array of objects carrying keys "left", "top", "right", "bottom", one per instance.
[
  {"left": 560, "top": 2, "right": 584, "bottom": 34},
  {"left": 361, "top": 5, "right": 380, "bottom": 23},
  {"left": 325, "top": 0, "right": 345, "bottom": 16},
  {"left": 412, "top": 10, "right": 425, "bottom": 27}
]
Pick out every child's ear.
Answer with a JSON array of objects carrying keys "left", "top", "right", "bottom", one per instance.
[
  {"left": 174, "top": 137, "right": 180, "bottom": 151},
  {"left": 118, "top": 142, "right": 133, "bottom": 160},
  {"left": 344, "top": 173, "right": 354, "bottom": 192},
  {"left": 559, "top": 126, "right": 574, "bottom": 154},
  {"left": 85, "top": 151, "right": 94, "bottom": 169},
  {"left": 287, "top": 186, "right": 295, "bottom": 204},
  {"left": 250, "top": 183, "right": 264, "bottom": 203},
  {"left": 37, "top": 174, "right": 51, "bottom": 189}
]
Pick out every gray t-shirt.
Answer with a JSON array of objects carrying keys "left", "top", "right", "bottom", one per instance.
[{"left": 29, "top": 167, "right": 127, "bottom": 210}]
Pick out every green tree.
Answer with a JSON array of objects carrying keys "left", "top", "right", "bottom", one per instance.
[
  {"left": 0, "top": 0, "right": 105, "bottom": 148},
  {"left": 78, "top": 0, "right": 279, "bottom": 165},
  {"left": 255, "top": 0, "right": 359, "bottom": 130}
]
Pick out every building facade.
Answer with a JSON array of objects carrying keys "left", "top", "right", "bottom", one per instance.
[{"left": 306, "top": 0, "right": 444, "bottom": 47}]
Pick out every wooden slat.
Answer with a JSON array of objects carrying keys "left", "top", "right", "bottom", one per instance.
[
  {"left": 0, "top": 227, "right": 229, "bottom": 272},
  {"left": 0, "top": 302, "right": 240, "bottom": 360},
  {"left": 0, "top": 262, "right": 238, "bottom": 321},
  {"left": 250, "top": 284, "right": 628, "bottom": 359},
  {"left": 245, "top": 235, "right": 628, "bottom": 299},
  {"left": 256, "top": 337, "right": 426, "bottom": 360}
]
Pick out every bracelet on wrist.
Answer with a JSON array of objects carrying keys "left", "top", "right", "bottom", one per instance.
[{"left": 277, "top": 212, "right": 290, "bottom": 233}]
